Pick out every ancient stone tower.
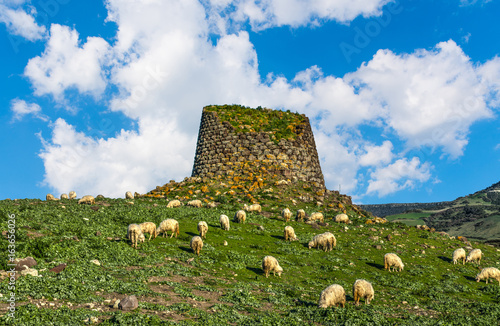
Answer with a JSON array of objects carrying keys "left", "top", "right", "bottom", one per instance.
[{"left": 191, "top": 105, "right": 325, "bottom": 187}]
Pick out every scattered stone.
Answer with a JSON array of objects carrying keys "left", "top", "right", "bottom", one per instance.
[
  {"left": 106, "top": 237, "right": 113, "bottom": 241},
  {"left": 119, "top": 295, "right": 138, "bottom": 311},
  {"left": 386, "top": 234, "right": 392, "bottom": 241},
  {"left": 374, "top": 245, "right": 382, "bottom": 250},
  {"left": 223, "top": 240, "right": 228, "bottom": 246},
  {"left": 112, "top": 299, "right": 120, "bottom": 309},
  {"left": 187, "top": 258, "right": 195, "bottom": 264},
  {"left": 90, "top": 260, "right": 100, "bottom": 266},
  {"left": 49, "top": 263, "right": 67, "bottom": 273},
  {"left": 14, "top": 257, "right": 37, "bottom": 270},
  {"left": 73, "top": 236, "right": 80, "bottom": 241},
  {"left": 369, "top": 236, "right": 379, "bottom": 241},
  {"left": 258, "top": 225, "right": 265, "bottom": 231},
  {"left": 20, "top": 267, "right": 38, "bottom": 277},
  {"left": 95, "top": 231, "right": 101, "bottom": 236}
]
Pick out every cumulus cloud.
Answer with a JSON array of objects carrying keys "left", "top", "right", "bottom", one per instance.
[
  {"left": 0, "top": 3, "right": 47, "bottom": 41},
  {"left": 24, "top": 24, "right": 111, "bottom": 102},
  {"left": 25, "top": 0, "right": 500, "bottom": 199},
  {"left": 10, "top": 99, "right": 48, "bottom": 122}
]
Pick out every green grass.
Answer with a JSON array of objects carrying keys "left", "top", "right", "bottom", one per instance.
[
  {"left": 1, "top": 197, "right": 500, "bottom": 325},
  {"left": 385, "top": 212, "right": 432, "bottom": 226}
]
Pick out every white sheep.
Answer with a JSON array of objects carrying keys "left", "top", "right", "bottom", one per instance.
[
  {"left": 281, "top": 208, "right": 292, "bottom": 222},
  {"left": 125, "top": 191, "right": 134, "bottom": 199},
  {"left": 243, "top": 203, "right": 261, "bottom": 213},
  {"left": 284, "top": 226, "right": 298, "bottom": 241},
  {"left": 127, "top": 224, "right": 145, "bottom": 248},
  {"left": 234, "top": 210, "right": 246, "bottom": 224},
  {"left": 219, "top": 214, "right": 230, "bottom": 231},
  {"left": 166, "top": 199, "right": 181, "bottom": 208},
  {"left": 198, "top": 221, "right": 208, "bottom": 239},
  {"left": 466, "top": 248, "right": 482, "bottom": 265},
  {"left": 69, "top": 191, "right": 77, "bottom": 200},
  {"left": 262, "top": 256, "right": 283, "bottom": 278},
  {"left": 60, "top": 193, "right": 68, "bottom": 200},
  {"left": 476, "top": 267, "right": 500, "bottom": 284},
  {"left": 190, "top": 236, "right": 203, "bottom": 256},
  {"left": 384, "top": 253, "right": 404, "bottom": 272},
  {"left": 296, "top": 209, "right": 306, "bottom": 222},
  {"left": 157, "top": 219, "right": 180, "bottom": 238},
  {"left": 334, "top": 213, "right": 350, "bottom": 224},
  {"left": 452, "top": 248, "right": 466, "bottom": 265},
  {"left": 318, "top": 284, "right": 346, "bottom": 308},
  {"left": 308, "top": 232, "right": 336, "bottom": 251},
  {"left": 139, "top": 222, "right": 157, "bottom": 241},
  {"left": 78, "top": 195, "right": 95, "bottom": 205},
  {"left": 353, "top": 279, "right": 374, "bottom": 305},
  {"left": 188, "top": 199, "right": 203, "bottom": 208},
  {"left": 46, "top": 194, "right": 57, "bottom": 201},
  {"left": 307, "top": 212, "right": 324, "bottom": 223}
]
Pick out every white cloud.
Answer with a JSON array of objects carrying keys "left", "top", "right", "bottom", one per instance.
[
  {"left": 24, "top": 24, "right": 111, "bottom": 102},
  {"left": 0, "top": 3, "right": 47, "bottom": 41},
  {"left": 10, "top": 99, "right": 48, "bottom": 122},
  {"left": 358, "top": 141, "right": 394, "bottom": 167},
  {"left": 366, "top": 157, "right": 431, "bottom": 197}
]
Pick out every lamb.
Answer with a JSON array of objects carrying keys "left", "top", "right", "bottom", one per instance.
[
  {"left": 190, "top": 236, "right": 203, "bottom": 256},
  {"left": 69, "top": 191, "right": 77, "bottom": 200},
  {"left": 157, "top": 219, "right": 180, "bottom": 238},
  {"left": 127, "top": 224, "right": 145, "bottom": 248},
  {"left": 219, "top": 214, "right": 230, "bottom": 231},
  {"left": 306, "top": 212, "right": 324, "bottom": 223},
  {"left": 476, "top": 267, "right": 500, "bottom": 284},
  {"left": 166, "top": 199, "right": 181, "bottom": 208},
  {"left": 139, "top": 222, "right": 157, "bottom": 241},
  {"left": 308, "top": 232, "right": 336, "bottom": 251},
  {"left": 78, "top": 195, "right": 95, "bottom": 205},
  {"left": 188, "top": 199, "right": 203, "bottom": 208},
  {"left": 452, "top": 248, "right": 466, "bottom": 265},
  {"left": 284, "top": 226, "right": 298, "bottom": 241},
  {"left": 262, "top": 256, "right": 283, "bottom": 278},
  {"left": 281, "top": 208, "right": 292, "bottom": 222},
  {"left": 234, "top": 210, "right": 246, "bottom": 224},
  {"left": 384, "top": 253, "right": 404, "bottom": 272},
  {"left": 296, "top": 209, "right": 306, "bottom": 222},
  {"left": 353, "top": 279, "right": 374, "bottom": 305},
  {"left": 318, "top": 284, "right": 346, "bottom": 308},
  {"left": 466, "top": 248, "right": 482, "bottom": 265},
  {"left": 243, "top": 203, "right": 261, "bottom": 213},
  {"left": 60, "top": 193, "right": 68, "bottom": 200},
  {"left": 334, "top": 213, "right": 350, "bottom": 224},
  {"left": 198, "top": 221, "right": 208, "bottom": 239},
  {"left": 46, "top": 194, "right": 57, "bottom": 201}
]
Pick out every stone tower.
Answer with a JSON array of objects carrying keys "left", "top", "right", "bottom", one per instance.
[{"left": 191, "top": 105, "right": 325, "bottom": 188}]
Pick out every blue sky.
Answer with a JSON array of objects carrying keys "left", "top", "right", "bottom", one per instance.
[{"left": 1, "top": 0, "right": 499, "bottom": 204}]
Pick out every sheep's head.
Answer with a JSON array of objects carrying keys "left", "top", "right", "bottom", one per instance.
[
  {"left": 276, "top": 265, "right": 283, "bottom": 276},
  {"left": 308, "top": 241, "right": 314, "bottom": 249},
  {"left": 138, "top": 233, "right": 145, "bottom": 243}
]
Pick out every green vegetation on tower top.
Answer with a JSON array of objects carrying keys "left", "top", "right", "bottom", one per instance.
[{"left": 204, "top": 104, "right": 306, "bottom": 143}]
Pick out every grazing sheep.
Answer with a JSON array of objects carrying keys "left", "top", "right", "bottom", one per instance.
[
  {"left": 307, "top": 212, "right": 324, "bottom": 223},
  {"left": 308, "top": 232, "right": 336, "bottom": 251},
  {"left": 190, "top": 236, "right": 203, "bottom": 256},
  {"left": 127, "top": 224, "right": 144, "bottom": 248},
  {"left": 262, "top": 256, "right": 283, "bottom": 278},
  {"left": 125, "top": 191, "right": 134, "bottom": 199},
  {"left": 188, "top": 199, "right": 203, "bottom": 208},
  {"left": 284, "top": 226, "right": 298, "bottom": 241},
  {"left": 46, "top": 194, "right": 57, "bottom": 201},
  {"left": 78, "top": 195, "right": 95, "bottom": 205},
  {"left": 281, "top": 208, "right": 292, "bottom": 222},
  {"left": 452, "top": 248, "right": 466, "bottom": 265},
  {"left": 198, "top": 221, "right": 208, "bottom": 239},
  {"left": 243, "top": 203, "right": 261, "bottom": 213},
  {"left": 296, "top": 209, "right": 306, "bottom": 222},
  {"left": 335, "top": 213, "right": 350, "bottom": 224},
  {"left": 318, "top": 284, "right": 346, "bottom": 308},
  {"left": 157, "top": 219, "right": 180, "bottom": 238},
  {"left": 466, "top": 248, "right": 482, "bottom": 265},
  {"left": 69, "top": 191, "right": 77, "bottom": 200},
  {"left": 353, "top": 279, "right": 374, "bottom": 305},
  {"left": 166, "top": 199, "right": 181, "bottom": 208},
  {"left": 384, "top": 253, "right": 404, "bottom": 272},
  {"left": 476, "top": 267, "right": 500, "bottom": 284},
  {"left": 60, "top": 193, "right": 68, "bottom": 200},
  {"left": 219, "top": 214, "right": 230, "bottom": 231},
  {"left": 139, "top": 222, "right": 157, "bottom": 241},
  {"left": 234, "top": 210, "right": 246, "bottom": 224}
]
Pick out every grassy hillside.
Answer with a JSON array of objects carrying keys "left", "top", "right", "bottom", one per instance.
[{"left": 1, "top": 197, "right": 500, "bottom": 325}]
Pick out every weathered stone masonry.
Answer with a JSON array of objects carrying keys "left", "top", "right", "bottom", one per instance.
[{"left": 191, "top": 107, "right": 325, "bottom": 187}]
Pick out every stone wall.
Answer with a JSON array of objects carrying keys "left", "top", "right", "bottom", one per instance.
[{"left": 191, "top": 107, "right": 325, "bottom": 187}]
